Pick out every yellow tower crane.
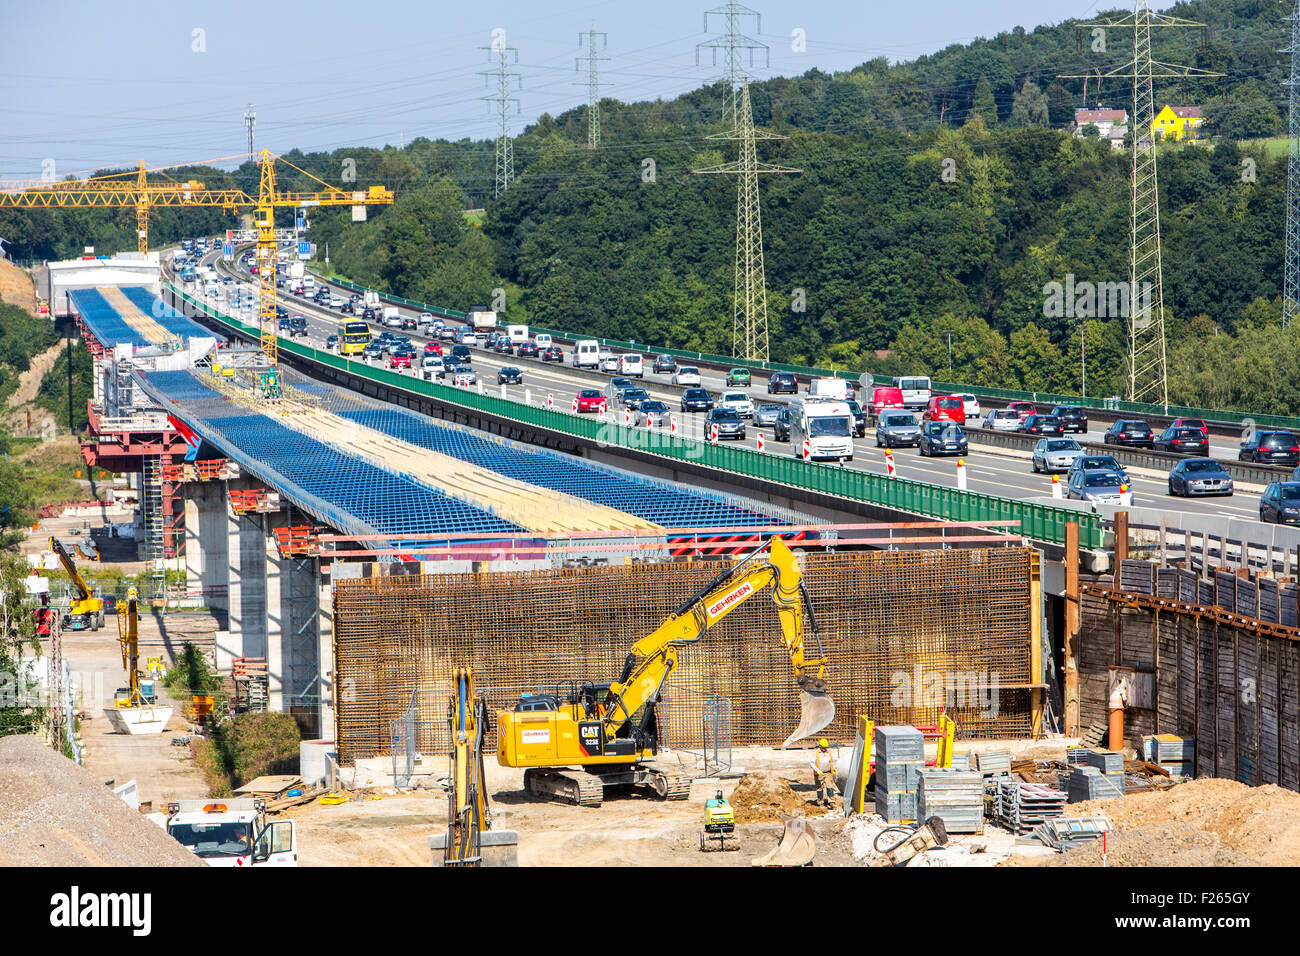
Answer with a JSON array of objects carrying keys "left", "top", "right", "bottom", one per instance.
[{"left": 0, "top": 152, "right": 393, "bottom": 369}]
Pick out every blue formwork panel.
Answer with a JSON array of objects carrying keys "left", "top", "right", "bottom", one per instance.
[
  {"left": 68, "top": 288, "right": 148, "bottom": 347},
  {"left": 120, "top": 286, "right": 224, "bottom": 342},
  {"left": 333, "top": 407, "right": 787, "bottom": 531}
]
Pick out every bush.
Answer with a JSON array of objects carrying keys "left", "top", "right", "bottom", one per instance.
[{"left": 192, "top": 712, "right": 302, "bottom": 797}]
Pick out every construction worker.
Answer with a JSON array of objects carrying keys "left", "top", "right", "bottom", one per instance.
[{"left": 810, "top": 737, "right": 836, "bottom": 808}]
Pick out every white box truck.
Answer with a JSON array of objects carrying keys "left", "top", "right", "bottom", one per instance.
[
  {"left": 468, "top": 305, "right": 497, "bottom": 333},
  {"left": 507, "top": 324, "right": 529, "bottom": 346},
  {"left": 789, "top": 399, "right": 856, "bottom": 462}
]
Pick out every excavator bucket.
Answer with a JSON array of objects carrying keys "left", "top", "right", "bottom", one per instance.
[
  {"left": 752, "top": 814, "right": 816, "bottom": 867},
  {"left": 780, "top": 680, "right": 835, "bottom": 749}
]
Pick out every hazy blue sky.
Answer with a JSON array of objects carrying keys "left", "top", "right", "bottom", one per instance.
[{"left": 2, "top": 0, "right": 1146, "bottom": 181}]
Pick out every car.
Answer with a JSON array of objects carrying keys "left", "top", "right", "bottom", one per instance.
[
  {"left": 1068, "top": 471, "right": 1133, "bottom": 508},
  {"left": 1007, "top": 401, "right": 1037, "bottom": 420},
  {"left": 982, "top": 409, "right": 1023, "bottom": 432},
  {"left": 1103, "top": 419, "right": 1155, "bottom": 448},
  {"left": 401, "top": 316, "right": 418, "bottom": 331},
  {"left": 1168, "top": 459, "right": 1234, "bottom": 497},
  {"left": 1069, "top": 455, "right": 1130, "bottom": 483},
  {"left": 542, "top": 345, "right": 565, "bottom": 363},
  {"left": 608, "top": 377, "right": 635, "bottom": 399},
  {"left": 1171, "top": 417, "right": 1209, "bottom": 435},
  {"left": 439, "top": 326, "right": 458, "bottom": 342},
  {"left": 705, "top": 407, "right": 746, "bottom": 440},
  {"left": 752, "top": 402, "right": 783, "bottom": 428},
  {"left": 726, "top": 367, "right": 752, "bottom": 387},
  {"left": 672, "top": 367, "right": 703, "bottom": 387},
  {"left": 918, "top": 421, "right": 967, "bottom": 457},
  {"left": 680, "top": 388, "right": 714, "bottom": 413},
  {"left": 1032, "top": 438, "right": 1084, "bottom": 474},
  {"left": 1240, "top": 432, "right": 1300, "bottom": 466},
  {"left": 960, "top": 394, "right": 981, "bottom": 420},
  {"left": 362, "top": 342, "right": 384, "bottom": 360},
  {"left": 1154, "top": 426, "right": 1210, "bottom": 456},
  {"left": 387, "top": 351, "right": 413, "bottom": 369},
  {"left": 452, "top": 366, "right": 477, "bottom": 386},
  {"left": 420, "top": 354, "right": 443, "bottom": 377},
  {"left": 497, "top": 366, "right": 523, "bottom": 385},
  {"left": 450, "top": 344, "right": 471, "bottom": 364},
  {"left": 635, "top": 400, "right": 672, "bottom": 427},
  {"left": 1260, "top": 482, "right": 1300, "bottom": 524},
  {"left": 1051, "top": 406, "right": 1089, "bottom": 434},
  {"left": 422, "top": 323, "right": 442, "bottom": 338},
  {"left": 325, "top": 333, "right": 339, "bottom": 350},
  {"left": 767, "top": 372, "right": 798, "bottom": 394},
  {"left": 652, "top": 355, "right": 677, "bottom": 374},
  {"left": 383, "top": 335, "right": 411, "bottom": 355},
  {"left": 876, "top": 411, "right": 921, "bottom": 448},
  {"left": 599, "top": 353, "right": 620, "bottom": 373},
  {"left": 575, "top": 389, "right": 606, "bottom": 413},
  {"left": 773, "top": 407, "right": 792, "bottom": 442},
  {"left": 1022, "top": 414, "right": 1063, "bottom": 437},
  {"left": 923, "top": 395, "right": 965, "bottom": 425},
  {"left": 845, "top": 400, "right": 868, "bottom": 438},
  {"left": 516, "top": 341, "right": 539, "bottom": 358},
  {"left": 418, "top": 312, "right": 434, "bottom": 324},
  {"left": 619, "top": 387, "right": 650, "bottom": 410},
  {"left": 361, "top": 308, "right": 378, "bottom": 322},
  {"left": 719, "top": 391, "right": 755, "bottom": 418},
  {"left": 424, "top": 341, "right": 443, "bottom": 355},
  {"left": 459, "top": 331, "right": 480, "bottom": 347}
]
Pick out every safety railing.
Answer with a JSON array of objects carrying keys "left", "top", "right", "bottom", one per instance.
[{"left": 166, "top": 283, "right": 1107, "bottom": 549}]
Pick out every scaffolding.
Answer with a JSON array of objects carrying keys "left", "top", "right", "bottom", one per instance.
[{"left": 141, "top": 455, "right": 166, "bottom": 601}]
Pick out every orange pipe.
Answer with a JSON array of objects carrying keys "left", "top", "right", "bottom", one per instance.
[{"left": 1108, "top": 707, "right": 1124, "bottom": 752}]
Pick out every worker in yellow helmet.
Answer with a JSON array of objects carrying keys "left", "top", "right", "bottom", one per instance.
[{"left": 810, "top": 737, "right": 836, "bottom": 808}]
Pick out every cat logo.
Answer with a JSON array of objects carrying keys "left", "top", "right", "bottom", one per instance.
[{"left": 578, "top": 722, "right": 603, "bottom": 756}]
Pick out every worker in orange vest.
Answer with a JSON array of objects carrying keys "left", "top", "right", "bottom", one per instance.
[{"left": 810, "top": 738, "right": 837, "bottom": 808}]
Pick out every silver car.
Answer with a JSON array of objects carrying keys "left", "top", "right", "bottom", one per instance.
[
  {"left": 1032, "top": 437, "right": 1083, "bottom": 474},
  {"left": 635, "top": 399, "right": 672, "bottom": 426},
  {"left": 1067, "top": 470, "right": 1133, "bottom": 508},
  {"left": 752, "top": 402, "right": 783, "bottom": 428},
  {"left": 982, "top": 409, "right": 1022, "bottom": 431},
  {"left": 875, "top": 411, "right": 920, "bottom": 448}
]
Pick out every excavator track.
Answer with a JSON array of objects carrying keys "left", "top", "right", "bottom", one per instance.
[
  {"left": 523, "top": 768, "right": 605, "bottom": 807},
  {"left": 659, "top": 773, "right": 693, "bottom": 801}
]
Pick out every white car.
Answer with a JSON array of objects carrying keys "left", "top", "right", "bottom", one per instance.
[
  {"left": 418, "top": 312, "right": 433, "bottom": 323},
  {"left": 453, "top": 366, "right": 477, "bottom": 386},
  {"left": 719, "top": 390, "right": 755, "bottom": 419},
  {"left": 982, "top": 409, "right": 1022, "bottom": 432},
  {"left": 961, "top": 394, "right": 981, "bottom": 419},
  {"left": 383, "top": 314, "right": 403, "bottom": 328},
  {"left": 599, "top": 353, "right": 619, "bottom": 373},
  {"left": 672, "top": 366, "right": 702, "bottom": 387}
]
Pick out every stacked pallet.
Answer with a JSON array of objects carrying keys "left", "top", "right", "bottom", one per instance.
[
  {"left": 996, "top": 780, "right": 1067, "bottom": 834},
  {"left": 874, "top": 726, "right": 923, "bottom": 824},
  {"left": 917, "top": 768, "right": 984, "bottom": 834},
  {"left": 975, "top": 750, "right": 1012, "bottom": 776},
  {"left": 1142, "top": 734, "right": 1195, "bottom": 777},
  {"left": 1065, "top": 766, "right": 1125, "bottom": 802}
]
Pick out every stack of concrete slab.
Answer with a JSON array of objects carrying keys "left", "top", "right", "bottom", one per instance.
[
  {"left": 997, "top": 780, "right": 1067, "bottom": 834},
  {"left": 874, "top": 725, "right": 923, "bottom": 824},
  {"left": 1065, "top": 766, "right": 1125, "bottom": 802},
  {"left": 1084, "top": 749, "right": 1124, "bottom": 774},
  {"left": 1142, "top": 735, "right": 1195, "bottom": 777},
  {"left": 917, "top": 768, "right": 984, "bottom": 834}
]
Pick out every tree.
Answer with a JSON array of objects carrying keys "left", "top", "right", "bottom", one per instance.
[
  {"left": 971, "top": 76, "right": 998, "bottom": 127},
  {"left": 0, "top": 555, "right": 47, "bottom": 740},
  {"left": 1010, "top": 80, "right": 1050, "bottom": 127}
]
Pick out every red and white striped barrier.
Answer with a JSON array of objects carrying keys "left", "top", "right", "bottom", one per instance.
[
  {"left": 623, "top": 407, "right": 633, "bottom": 426},
  {"left": 670, "top": 415, "right": 679, "bottom": 435},
  {"left": 802, "top": 440, "right": 812, "bottom": 461},
  {"left": 547, "top": 393, "right": 554, "bottom": 410},
  {"left": 571, "top": 397, "right": 579, "bottom": 413},
  {"left": 756, "top": 432, "right": 765, "bottom": 453},
  {"left": 710, "top": 423, "right": 719, "bottom": 444},
  {"left": 885, "top": 449, "right": 896, "bottom": 478}
]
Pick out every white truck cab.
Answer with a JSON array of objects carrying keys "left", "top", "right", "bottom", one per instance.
[{"left": 165, "top": 798, "right": 297, "bottom": 868}]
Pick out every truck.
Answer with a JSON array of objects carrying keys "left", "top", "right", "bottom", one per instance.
[
  {"left": 788, "top": 399, "right": 856, "bottom": 462},
  {"left": 468, "top": 304, "right": 497, "bottom": 333},
  {"left": 507, "top": 324, "right": 529, "bottom": 346},
  {"left": 285, "top": 261, "right": 305, "bottom": 280},
  {"left": 363, "top": 290, "right": 381, "bottom": 308},
  {"left": 381, "top": 306, "right": 402, "bottom": 328},
  {"left": 181, "top": 237, "right": 196, "bottom": 253},
  {"left": 164, "top": 799, "right": 298, "bottom": 867}
]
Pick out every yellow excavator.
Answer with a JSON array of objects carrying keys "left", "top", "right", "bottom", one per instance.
[
  {"left": 49, "top": 537, "right": 104, "bottom": 631},
  {"left": 497, "top": 535, "right": 834, "bottom": 807}
]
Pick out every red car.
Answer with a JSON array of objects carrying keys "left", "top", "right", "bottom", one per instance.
[
  {"left": 424, "top": 341, "right": 443, "bottom": 355},
  {"left": 1007, "top": 401, "right": 1037, "bottom": 420},
  {"left": 387, "top": 351, "right": 412, "bottom": 369},
  {"left": 575, "top": 389, "right": 606, "bottom": 413},
  {"left": 1171, "top": 417, "right": 1208, "bottom": 435},
  {"left": 922, "top": 395, "right": 965, "bottom": 425}
]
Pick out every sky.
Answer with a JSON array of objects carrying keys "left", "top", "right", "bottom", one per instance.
[{"left": 0, "top": 0, "right": 1146, "bottom": 182}]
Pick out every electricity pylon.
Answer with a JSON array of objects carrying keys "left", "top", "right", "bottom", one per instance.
[
  {"left": 696, "top": 2, "right": 768, "bottom": 131},
  {"left": 480, "top": 42, "right": 521, "bottom": 197},
  {"left": 1065, "top": 1, "right": 1219, "bottom": 407},
  {"left": 694, "top": 82, "right": 800, "bottom": 361},
  {"left": 244, "top": 104, "right": 256, "bottom": 156},
  {"left": 1283, "top": 0, "right": 1300, "bottom": 329},
  {"left": 575, "top": 22, "right": 609, "bottom": 147}
]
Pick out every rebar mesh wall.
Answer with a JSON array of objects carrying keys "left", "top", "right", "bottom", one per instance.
[
  {"left": 333, "top": 548, "right": 1035, "bottom": 764},
  {"left": 1080, "top": 589, "right": 1300, "bottom": 791}
]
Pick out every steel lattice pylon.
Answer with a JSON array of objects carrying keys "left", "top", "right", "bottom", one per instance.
[
  {"left": 575, "top": 22, "right": 608, "bottom": 148},
  {"left": 1284, "top": 1, "right": 1300, "bottom": 329},
  {"left": 480, "top": 44, "right": 520, "bottom": 197},
  {"left": 697, "top": 3, "right": 767, "bottom": 131},
  {"left": 694, "top": 82, "right": 799, "bottom": 361},
  {"left": 1065, "top": 2, "right": 1219, "bottom": 406}
]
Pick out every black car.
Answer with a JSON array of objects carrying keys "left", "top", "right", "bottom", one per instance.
[
  {"left": 361, "top": 307, "right": 378, "bottom": 322},
  {"left": 680, "top": 388, "right": 714, "bottom": 413},
  {"left": 773, "top": 407, "right": 791, "bottom": 442},
  {"left": 1051, "top": 405, "right": 1088, "bottom": 434},
  {"left": 275, "top": 305, "right": 288, "bottom": 319},
  {"left": 1260, "top": 481, "right": 1300, "bottom": 524},
  {"left": 1022, "top": 414, "right": 1063, "bottom": 437},
  {"left": 286, "top": 316, "right": 307, "bottom": 338},
  {"left": 653, "top": 354, "right": 677, "bottom": 374},
  {"left": 541, "top": 345, "right": 565, "bottom": 363},
  {"left": 1168, "top": 458, "right": 1233, "bottom": 498},
  {"left": 517, "top": 341, "right": 539, "bottom": 358},
  {"left": 845, "top": 399, "right": 868, "bottom": 438},
  {"left": 767, "top": 372, "right": 798, "bottom": 394},
  {"left": 1240, "top": 432, "right": 1300, "bottom": 466},
  {"left": 1154, "top": 426, "right": 1209, "bottom": 456},
  {"left": 325, "top": 333, "right": 339, "bottom": 350},
  {"left": 401, "top": 316, "right": 418, "bottom": 331},
  {"left": 497, "top": 366, "right": 522, "bottom": 385},
  {"left": 918, "top": 421, "right": 968, "bottom": 456},
  {"left": 619, "top": 387, "right": 650, "bottom": 409},
  {"left": 705, "top": 407, "right": 746, "bottom": 440},
  {"left": 450, "top": 344, "right": 471, "bottom": 364},
  {"left": 1103, "top": 419, "right": 1155, "bottom": 448}
]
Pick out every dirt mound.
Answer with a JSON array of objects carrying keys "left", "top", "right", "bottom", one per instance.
[
  {"left": 0, "top": 258, "right": 36, "bottom": 312},
  {"left": 730, "top": 771, "right": 830, "bottom": 824},
  {"left": 1040, "top": 823, "right": 1257, "bottom": 867},
  {"left": 0, "top": 735, "right": 202, "bottom": 866}
]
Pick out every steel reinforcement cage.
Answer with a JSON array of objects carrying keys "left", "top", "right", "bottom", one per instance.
[
  {"left": 166, "top": 285, "right": 1105, "bottom": 550},
  {"left": 331, "top": 548, "right": 1038, "bottom": 764}
]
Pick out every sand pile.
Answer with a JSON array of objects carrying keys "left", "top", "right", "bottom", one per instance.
[
  {"left": 0, "top": 735, "right": 202, "bottom": 866},
  {"left": 729, "top": 771, "right": 830, "bottom": 824}
]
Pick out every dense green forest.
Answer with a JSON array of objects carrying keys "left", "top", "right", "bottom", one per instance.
[{"left": 1, "top": 0, "right": 1297, "bottom": 407}]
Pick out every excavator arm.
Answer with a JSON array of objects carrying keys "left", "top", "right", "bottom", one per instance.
[
  {"left": 603, "top": 536, "right": 833, "bottom": 749},
  {"left": 50, "top": 537, "right": 93, "bottom": 602}
]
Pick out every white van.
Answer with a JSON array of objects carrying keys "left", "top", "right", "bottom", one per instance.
[
  {"left": 618, "top": 353, "right": 644, "bottom": 378},
  {"left": 507, "top": 324, "right": 529, "bottom": 346},
  {"left": 896, "top": 375, "right": 932, "bottom": 410},
  {"left": 574, "top": 339, "right": 600, "bottom": 369},
  {"left": 301, "top": 275, "right": 315, "bottom": 290},
  {"left": 808, "top": 377, "right": 851, "bottom": 401},
  {"left": 535, "top": 333, "right": 553, "bottom": 350},
  {"left": 789, "top": 399, "right": 855, "bottom": 462}
]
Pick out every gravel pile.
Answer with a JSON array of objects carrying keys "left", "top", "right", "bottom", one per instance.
[{"left": 0, "top": 735, "right": 202, "bottom": 866}]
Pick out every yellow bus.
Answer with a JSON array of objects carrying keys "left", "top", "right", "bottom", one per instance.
[{"left": 340, "top": 320, "right": 371, "bottom": 356}]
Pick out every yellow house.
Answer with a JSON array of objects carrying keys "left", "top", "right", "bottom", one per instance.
[{"left": 1150, "top": 105, "right": 1205, "bottom": 141}]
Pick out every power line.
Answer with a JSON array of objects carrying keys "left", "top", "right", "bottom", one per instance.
[{"left": 575, "top": 22, "right": 609, "bottom": 148}]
